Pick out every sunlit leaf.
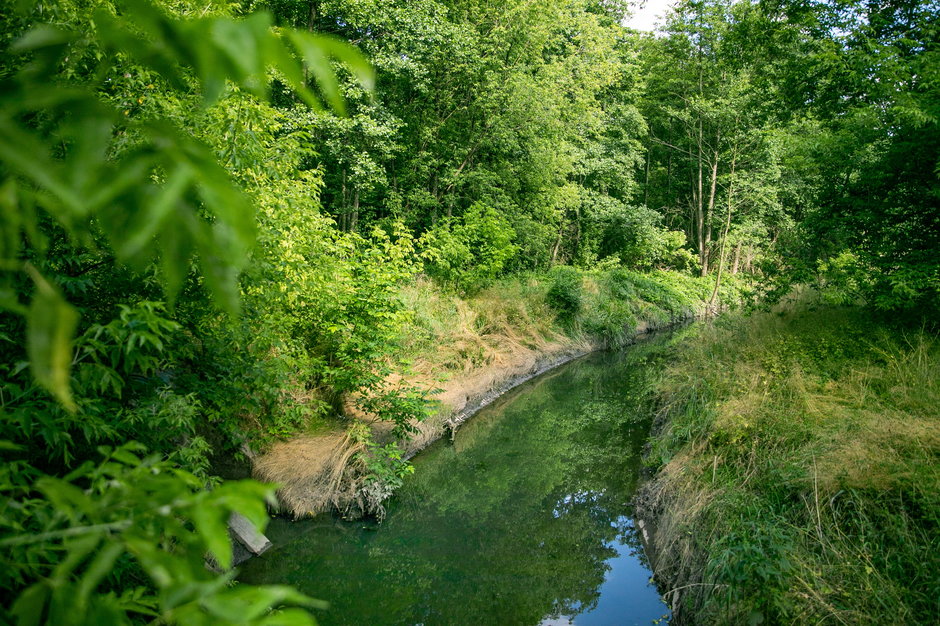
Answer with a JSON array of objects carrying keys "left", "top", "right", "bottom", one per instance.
[
  {"left": 25, "top": 266, "right": 79, "bottom": 410},
  {"left": 200, "top": 585, "right": 325, "bottom": 621},
  {"left": 191, "top": 504, "right": 232, "bottom": 570}
]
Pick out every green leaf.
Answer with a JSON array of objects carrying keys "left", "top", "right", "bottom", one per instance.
[
  {"left": 52, "top": 534, "right": 101, "bottom": 583},
  {"left": 10, "top": 25, "right": 74, "bottom": 53},
  {"left": 11, "top": 582, "right": 50, "bottom": 626},
  {"left": 109, "top": 447, "right": 143, "bottom": 467},
  {"left": 0, "top": 118, "right": 84, "bottom": 216},
  {"left": 25, "top": 266, "right": 79, "bottom": 410},
  {"left": 191, "top": 504, "right": 232, "bottom": 570},
  {"left": 36, "top": 477, "right": 95, "bottom": 520},
  {"left": 287, "top": 32, "right": 344, "bottom": 115},
  {"left": 317, "top": 35, "right": 376, "bottom": 93},
  {"left": 77, "top": 542, "right": 125, "bottom": 603},
  {"left": 118, "top": 165, "right": 193, "bottom": 260},
  {"left": 200, "top": 585, "right": 325, "bottom": 622}
]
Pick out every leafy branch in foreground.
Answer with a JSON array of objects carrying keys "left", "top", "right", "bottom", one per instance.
[
  {"left": 0, "top": 1, "right": 372, "bottom": 623},
  {"left": 0, "top": 0, "right": 373, "bottom": 407},
  {"left": 2, "top": 443, "right": 326, "bottom": 625}
]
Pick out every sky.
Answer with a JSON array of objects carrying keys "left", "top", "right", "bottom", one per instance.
[{"left": 623, "top": 0, "right": 674, "bottom": 32}]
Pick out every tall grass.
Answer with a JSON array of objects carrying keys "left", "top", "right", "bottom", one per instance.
[
  {"left": 396, "top": 269, "right": 745, "bottom": 373},
  {"left": 643, "top": 303, "right": 940, "bottom": 624}
]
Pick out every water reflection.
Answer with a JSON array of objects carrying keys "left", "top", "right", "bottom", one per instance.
[{"left": 239, "top": 330, "right": 688, "bottom": 625}]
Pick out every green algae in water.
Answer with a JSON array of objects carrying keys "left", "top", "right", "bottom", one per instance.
[{"left": 238, "top": 331, "right": 688, "bottom": 625}]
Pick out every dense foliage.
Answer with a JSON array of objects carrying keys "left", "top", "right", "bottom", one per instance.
[{"left": 0, "top": 0, "right": 937, "bottom": 623}]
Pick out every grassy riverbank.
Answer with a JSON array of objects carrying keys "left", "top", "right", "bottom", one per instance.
[
  {"left": 398, "top": 267, "right": 742, "bottom": 373},
  {"left": 641, "top": 302, "right": 940, "bottom": 623},
  {"left": 256, "top": 267, "right": 746, "bottom": 517}
]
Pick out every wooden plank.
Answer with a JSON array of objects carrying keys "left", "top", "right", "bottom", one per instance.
[{"left": 229, "top": 512, "right": 272, "bottom": 556}]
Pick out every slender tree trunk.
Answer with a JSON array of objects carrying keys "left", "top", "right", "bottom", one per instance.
[
  {"left": 732, "top": 243, "right": 741, "bottom": 275},
  {"left": 696, "top": 121, "right": 705, "bottom": 274},
  {"left": 702, "top": 149, "right": 719, "bottom": 276},
  {"left": 696, "top": 29, "right": 706, "bottom": 276},
  {"left": 644, "top": 142, "right": 651, "bottom": 207},
  {"left": 350, "top": 189, "right": 359, "bottom": 233},
  {"left": 550, "top": 226, "right": 564, "bottom": 265},
  {"left": 710, "top": 149, "right": 737, "bottom": 307},
  {"left": 573, "top": 206, "right": 582, "bottom": 260},
  {"left": 667, "top": 150, "right": 672, "bottom": 199},
  {"left": 341, "top": 167, "right": 348, "bottom": 231},
  {"left": 307, "top": 1, "right": 318, "bottom": 30}
]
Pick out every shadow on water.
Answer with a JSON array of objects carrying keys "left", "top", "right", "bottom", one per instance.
[{"left": 238, "top": 327, "right": 695, "bottom": 625}]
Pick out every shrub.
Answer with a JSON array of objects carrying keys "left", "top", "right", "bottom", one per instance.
[
  {"left": 546, "top": 266, "right": 584, "bottom": 321},
  {"left": 419, "top": 203, "right": 518, "bottom": 292}
]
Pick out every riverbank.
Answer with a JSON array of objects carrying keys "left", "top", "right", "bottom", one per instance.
[
  {"left": 636, "top": 302, "right": 940, "bottom": 623},
  {"left": 254, "top": 268, "right": 745, "bottom": 518},
  {"left": 238, "top": 331, "right": 683, "bottom": 625}
]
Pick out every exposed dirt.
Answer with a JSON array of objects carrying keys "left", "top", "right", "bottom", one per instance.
[
  {"left": 252, "top": 311, "right": 699, "bottom": 519},
  {"left": 252, "top": 334, "right": 596, "bottom": 517}
]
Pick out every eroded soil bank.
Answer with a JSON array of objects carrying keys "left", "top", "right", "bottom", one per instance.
[{"left": 254, "top": 314, "right": 701, "bottom": 519}]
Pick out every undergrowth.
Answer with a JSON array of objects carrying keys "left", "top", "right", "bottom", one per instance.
[
  {"left": 398, "top": 268, "right": 745, "bottom": 372},
  {"left": 644, "top": 301, "right": 940, "bottom": 624}
]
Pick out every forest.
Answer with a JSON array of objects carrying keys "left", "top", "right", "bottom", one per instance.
[{"left": 0, "top": 0, "right": 937, "bottom": 624}]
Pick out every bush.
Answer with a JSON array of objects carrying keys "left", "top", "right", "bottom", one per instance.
[
  {"left": 546, "top": 266, "right": 584, "bottom": 321},
  {"left": 419, "top": 203, "right": 518, "bottom": 292}
]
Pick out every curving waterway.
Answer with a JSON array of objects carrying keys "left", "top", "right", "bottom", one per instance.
[{"left": 238, "top": 328, "right": 692, "bottom": 625}]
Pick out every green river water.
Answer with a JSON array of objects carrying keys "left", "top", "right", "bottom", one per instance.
[{"left": 238, "top": 329, "right": 689, "bottom": 625}]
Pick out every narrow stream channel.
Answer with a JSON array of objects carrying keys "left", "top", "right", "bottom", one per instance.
[{"left": 239, "top": 329, "right": 691, "bottom": 625}]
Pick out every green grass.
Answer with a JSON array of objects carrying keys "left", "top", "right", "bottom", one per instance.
[
  {"left": 396, "top": 268, "right": 747, "bottom": 372},
  {"left": 644, "top": 302, "right": 940, "bottom": 624}
]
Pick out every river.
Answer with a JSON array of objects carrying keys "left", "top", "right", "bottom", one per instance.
[{"left": 238, "top": 329, "right": 690, "bottom": 625}]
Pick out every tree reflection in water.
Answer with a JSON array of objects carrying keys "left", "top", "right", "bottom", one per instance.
[{"left": 239, "top": 329, "right": 689, "bottom": 625}]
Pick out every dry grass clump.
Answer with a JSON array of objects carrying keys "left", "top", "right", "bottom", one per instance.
[
  {"left": 641, "top": 303, "right": 940, "bottom": 624},
  {"left": 253, "top": 430, "right": 365, "bottom": 518},
  {"left": 398, "top": 276, "right": 563, "bottom": 375}
]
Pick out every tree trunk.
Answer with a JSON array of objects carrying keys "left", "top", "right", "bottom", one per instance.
[
  {"left": 710, "top": 149, "right": 737, "bottom": 307},
  {"left": 350, "top": 189, "right": 359, "bottom": 233},
  {"left": 340, "top": 167, "right": 348, "bottom": 231},
  {"left": 550, "top": 226, "right": 564, "bottom": 265},
  {"left": 573, "top": 205, "right": 582, "bottom": 260},
  {"left": 696, "top": 121, "right": 705, "bottom": 275},
  {"left": 732, "top": 243, "right": 741, "bottom": 275},
  {"left": 307, "top": 1, "right": 319, "bottom": 30},
  {"left": 702, "top": 150, "right": 719, "bottom": 276},
  {"left": 667, "top": 151, "right": 672, "bottom": 199}
]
